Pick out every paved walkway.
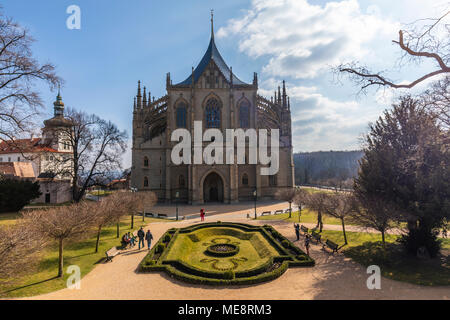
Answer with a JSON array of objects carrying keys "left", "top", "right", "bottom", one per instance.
[{"left": 27, "top": 204, "right": 449, "bottom": 300}]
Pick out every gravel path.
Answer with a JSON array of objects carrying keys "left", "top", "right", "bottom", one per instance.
[{"left": 27, "top": 209, "right": 449, "bottom": 300}]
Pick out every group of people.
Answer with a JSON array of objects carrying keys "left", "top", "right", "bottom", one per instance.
[
  {"left": 121, "top": 232, "right": 136, "bottom": 248},
  {"left": 294, "top": 223, "right": 310, "bottom": 256},
  {"left": 122, "top": 227, "right": 153, "bottom": 250}
]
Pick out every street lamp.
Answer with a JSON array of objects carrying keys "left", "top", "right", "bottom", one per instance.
[
  {"left": 298, "top": 203, "right": 302, "bottom": 222},
  {"left": 175, "top": 191, "right": 180, "bottom": 221},
  {"left": 253, "top": 189, "right": 257, "bottom": 219},
  {"left": 130, "top": 187, "right": 138, "bottom": 228}
]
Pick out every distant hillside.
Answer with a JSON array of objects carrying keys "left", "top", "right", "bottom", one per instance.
[{"left": 294, "top": 151, "right": 363, "bottom": 186}]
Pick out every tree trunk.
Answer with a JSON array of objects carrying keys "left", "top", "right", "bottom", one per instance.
[
  {"left": 381, "top": 230, "right": 385, "bottom": 247},
  {"left": 316, "top": 211, "right": 323, "bottom": 232},
  {"left": 58, "top": 238, "right": 64, "bottom": 278},
  {"left": 131, "top": 213, "right": 134, "bottom": 229},
  {"left": 289, "top": 202, "right": 292, "bottom": 218},
  {"left": 116, "top": 222, "right": 120, "bottom": 238},
  {"left": 341, "top": 218, "right": 348, "bottom": 244},
  {"left": 95, "top": 226, "right": 102, "bottom": 253}
]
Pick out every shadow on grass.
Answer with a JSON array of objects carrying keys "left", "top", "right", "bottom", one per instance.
[
  {"left": 1, "top": 276, "right": 59, "bottom": 294},
  {"left": 344, "top": 241, "right": 450, "bottom": 286}
]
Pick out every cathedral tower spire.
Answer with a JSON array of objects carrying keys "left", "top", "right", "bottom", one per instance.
[
  {"left": 137, "top": 80, "right": 142, "bottom": 109},
  {"left": 143, "top": 86, "right": 147, "bottom": 107},
  {"left": 211, "top": 9, "right": 214, "bottom": 40}
]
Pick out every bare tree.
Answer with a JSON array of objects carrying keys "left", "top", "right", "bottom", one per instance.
[
  {"left": 48, "top": 108, "right": 128, "bottom": 202},
  {"left": 91, "top": 192, "right": 128, "bottom": 253},
  {"left": 420, "top": 76, "right": 450, "bottom": 129},
  {"left": 293, "top": 188, "right": 310, "bottom": 222},
  {"left": 336, "top": 10, "right": 450, "bottom": 92},
  {"left": 0, "top": 12, "right": 61, "bottom": 144},
  {"left": 306, "top": 192, "right": 327, "bottom": 232},
  {"left": 351, "top": 195, "right": 399, "bottom": 247},
  {"left": 23, "top": 202, "right": 95, "bottom": 277},
  {"left": 0, "top": 220, "right": 44, "bottom": 284},
  {"left": 275, "top": 188, "right": 296, "bottom": 218},
  {"left": 323, "top": 193, "right": 357, "bottom": 245},
  {"left": 122, "top": 191, "right": 157, "bottom": 228}
]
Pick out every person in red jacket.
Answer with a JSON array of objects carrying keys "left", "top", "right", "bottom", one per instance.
[{"left": 200, "top": 209, "right": 205, "bottom": 221}]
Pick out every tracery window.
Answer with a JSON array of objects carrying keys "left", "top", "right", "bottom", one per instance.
[
  {"left": 144, "top": 156, "right": 149, "bottom": 167},
  {"left": 205, "top": 97, "right": 221, "bottom": 128},
  {"left": 176, "top": 103, "right": 187, "bottom": 128},
  {"left": 239, "top": 100, "right": 250, "bottom": 128}
]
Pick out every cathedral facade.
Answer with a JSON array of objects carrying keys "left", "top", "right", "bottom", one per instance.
[{"left": 131, "top": 19, "right": 294, "bottom": 204}]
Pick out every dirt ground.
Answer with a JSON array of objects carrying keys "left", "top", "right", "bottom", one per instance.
[{"left": 27, "top": 205, "right": 449, "bottom": 300}]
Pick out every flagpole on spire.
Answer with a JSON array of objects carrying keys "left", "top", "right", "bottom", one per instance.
[{"left": 211, "top": 9, "right": 214, "bottom": 40}]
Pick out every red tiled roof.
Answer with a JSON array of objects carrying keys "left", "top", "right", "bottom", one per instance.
[{"left": 0, "top": 138, "right": 59, "bottom": 154}]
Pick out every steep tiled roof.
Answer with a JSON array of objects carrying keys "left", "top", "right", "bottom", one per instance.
[
  {"left": 174, "top": 36, "right": 250, "bottom": 87},
  {"left": 0, "top": 162, "right": 35, "bottom": 178},
  {"left": 0, "top": 138, "right": 59, "bottom": 154}
]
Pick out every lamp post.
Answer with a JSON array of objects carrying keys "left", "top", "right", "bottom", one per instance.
[
  {"left": 298, "top": 203, "right": 302, "bottom": 222},
  {"left": 130, "top": 187, "right": 137, "bottom": 228},
  {"left": 175, "top": 191, "right": 180, "bottom": 221},
  {"left": 253, "top": 189, "right": 257, "bottom": 219}
]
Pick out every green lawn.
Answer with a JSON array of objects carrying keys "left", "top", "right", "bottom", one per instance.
[
  {"left": 0, "top": 212, "right": 21, "bottom": 226},
  {"left": 300, "top": 187, "right": 335, "bottom": 194},
  {"left": 311, "top": 229, "right": 450, "bottom": 286},
  {"left": 257, "top": 209, "right": 343, "bottom": 226},
  {"left": 87, "top": 190, "right": 114, "bottom": 197},
  {"left": 0, "top": 215, "right": 176, "bottom": 298}
]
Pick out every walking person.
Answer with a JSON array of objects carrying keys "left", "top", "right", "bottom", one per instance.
[
  {"left": 145, "top": 229, "right": 153, "bottom": 250},
  {"left": 137, "top": 226, "right": 145, "bottom": 250},
  {"left": 200, "top": 209, "right": 205, "bottom": 222},
  {"left": 294, "top": 223, "right": 300, "bottom": 241},
  {"left": 304, "top": 234, "right": 311, "bottom": 256}
]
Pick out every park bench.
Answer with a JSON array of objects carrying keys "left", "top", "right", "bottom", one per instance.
[
  {"left": 284, "top": 208, "right": 291, "bottom": 214},
  {"left": 261, "top": 211, "right": 271, "bottom": 216},
  {"left": 323, "top": 239, "right": 339, "bottom": 254},
  {"left": 311, "top": 230, "right": 322, "bottom": 243},
  {"left": 144, "top": 212, "right": 154, "bottom": 217},
  {"left": 157, "top": 213, "right": 168, "bottom": 218},
  {"left": 274, "top": 209, "right": 283, "bottom": 215},
  {"left": 105, "top": 246, "right": 121, "bottom": 262},
  {"left": 300, "top": 225, "right": 308, "bottom": 234}
]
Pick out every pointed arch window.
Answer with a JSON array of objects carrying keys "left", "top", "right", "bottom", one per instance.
[
  {"left": 143, "top": 156, "right": 149, "bottom": 167},
  {"left": 176, "top": 102, "right": 187, "bottom": 128},
  {"left": 205, "top": 97, "right": 221, "bottom": 128},
  {"left": 179, "top": 175, "right": 185, "bottom": 187},
  {"left": 239, "top": 100, "right": 250, "bottom": 128},
  {"left": 144, "top": 177, "right": 149, "bottom": 188},
  {"left": 242, "top": 173, "right": 249, "bottom": 186},
  {"left": 269, "top": 174, "right": 277, "bottom": 187}
]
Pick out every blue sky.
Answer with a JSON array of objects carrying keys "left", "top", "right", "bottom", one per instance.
[{"left": 2, "top": 0, "right": 446, "bottom": 168}]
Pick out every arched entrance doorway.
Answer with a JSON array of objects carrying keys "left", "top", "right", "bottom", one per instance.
[{"left": 203, "top": 172, "right": 224, "bottom": 203}]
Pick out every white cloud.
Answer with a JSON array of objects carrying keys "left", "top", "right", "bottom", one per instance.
[
  {"left": 218, "top": 0, "right": 399, "bottom": 79},
  {"left": 284, "top": 83, "right": 378, "bottom": 151}
]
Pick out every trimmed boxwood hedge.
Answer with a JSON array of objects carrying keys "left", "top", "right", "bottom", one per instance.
[{"left": 139, "top": 222, "right": 314, "bottom": 285}]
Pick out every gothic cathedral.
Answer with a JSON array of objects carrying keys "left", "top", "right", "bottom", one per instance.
[{"left": 131, "top": 16, "right": 294, "bottom": 204}]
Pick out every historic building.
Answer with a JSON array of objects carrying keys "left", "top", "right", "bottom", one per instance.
[
  {"left": 131, "top": 16, "right": 294, "bottom": 203},
  {"left": 0, "top": 92, "right": 73, "bottom": 203}
]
